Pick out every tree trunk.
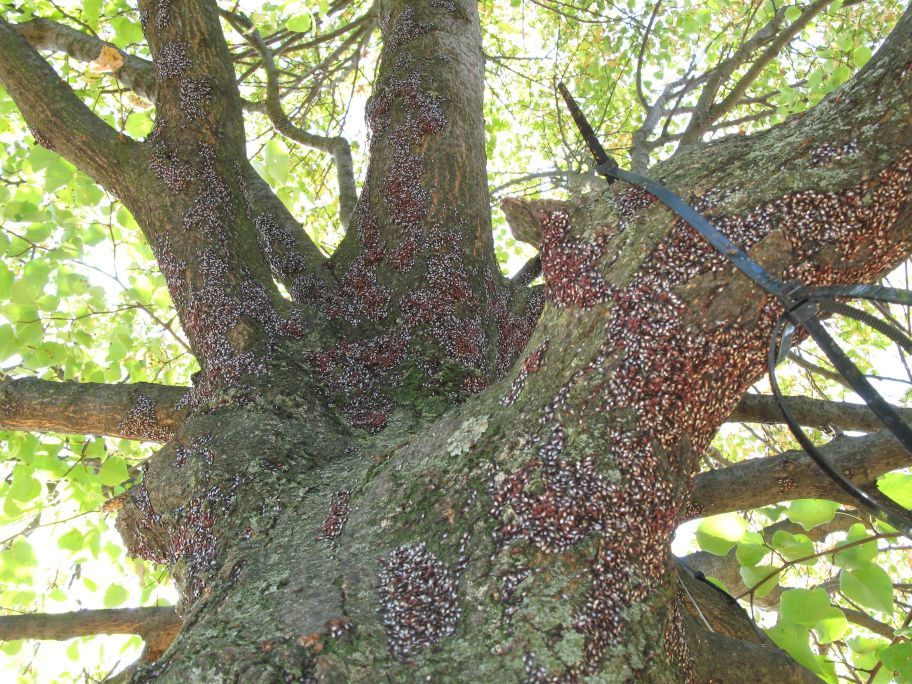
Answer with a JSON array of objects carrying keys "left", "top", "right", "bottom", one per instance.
[{"left": 2, "top": 0, "right": 911, "bottom": 682}]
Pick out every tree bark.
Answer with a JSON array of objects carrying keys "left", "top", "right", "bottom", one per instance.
[
  {"left": 0, "top": 607, "right": 179, "bottom": 662},
  {"left": 0, "top": 378, "right": 188, "bottom": 442},
  {"left": 728, "top": 394, "right": 912, "bottom": 432},
  {"left": 687, "top": 430, "right": 910, "bottom": 519},
  {"left": 1, "top": 0, "right": 911, "bottom": 682}
]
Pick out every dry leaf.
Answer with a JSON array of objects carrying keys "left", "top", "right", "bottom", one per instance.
[
  {"left": 127, "top": 92, "right": 153, "bottom": 110},
  {"left": 90, "top": 45, "right": 124, "bottom": 73}
]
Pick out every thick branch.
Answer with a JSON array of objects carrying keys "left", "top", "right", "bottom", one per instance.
[
  {"left": 0, "top": 378, "right": 188, "bottom": 442},
  {"left": 686, "top": 431, "right": 910, "bottom": 519},
  {"left": 0, "top": 607, "right": 179, "bottom": 661},
  {"left": 678, "top": 563, "right": 770, "bottom": 643},
  {"left": 728, "top": 394, "right": 912, "bottom": 432},
  {"left": 843, "top": 608, "right": 895, "bottom": 639},
  {"left": 237, "top": 161, "right": 330, "bottom": 274},
  {"left": 0, "top": 15, "right": 142, "bottom": 192},
  {"left": 15, "top": 17, "right": 157, "bottom": 102},
  {"left": 139, "top": 0, "right": 246, "bottom": 149},
  {"left": 686, "top": 620, "right": 821, "bottom": 684},
  {"left": 15, "top": 16, "right": 275, "bottom": 114}
]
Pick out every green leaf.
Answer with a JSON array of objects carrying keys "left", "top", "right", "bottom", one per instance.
[
  {"left": 10, "top": 465, "right": 41, "bottom": 502},
  {"left": 784, "top": 6, "right": 802, "bottom": 22},
  {"left": 736, "top": 539, "right": 767, "bottom": 567},
  {"left": 44, "top": 159, "right": 74, "bottom": 192},
  {"left": 780, "top": 588, "right": 832, "bottom": 625},
  {"left": 83, "top": 0, "right": 102, "bottom": 25},
  {"left": 99, "top": 456, "right": 129, "bottom": 486},
  {"left": 813, "top": 608, "right": 848, "bottom": 644},
  {"left": 103, "top": 583, "right": 129, "bottom": 608},
  {"left": 877, "top": 472, "right": 912, "bottom": 507},
  {"left": 779, "top": 588, "right": 848, "bottom": 644},
  {"left": 8, "top": 538, "right": 37, "bottom": 569},
  {"left": 766, "top": 622, "right": 817, "bottom": 673},
  {"left": 852, "top": 45, "right": 873, "bottom": 68},
  {"left": 840, "top": 564, "right": 893, "bottom": 614},
  {"left": 681, "top": 15, "right": 701, "bottom": 34},
  {"left": 110, "top": 17, "right": 144, "bottom": 47},
  {"left": 58, "top": 529, "right": 84, "bottom": 553},
  {"left": 832, "top": 65, "right": 851, "bottom": 85},
  {"left": 739, "top": 564, "right": 780, "bottom": 599},
  {"left": 0, "top": 324, "right": 18, "bottom": 360},
  {"left": 0, "top": 264, "right": 12, "bottom": 299},
  {"left": 285, "top": 14, "right": 312, "bottom": 32},
  {"left": 0, "top": 640, "right": 23, "bottom": 656},
  {"left": 125, "top": 112, "right": 153, "bottom": 139},
  {"left": 832, "top": 523, "right": 878, "bottom": 569},
  {"left": 848, "top": 635, "right": 888, "bottom": 661},
  {"left": 879, "top": 643, "right": 912, "bottom": 681},
  {"left": 26, "top": 144, "right": 58, "bottom": 171},
  {"left": 696, "top": 513, "right": 748, "bottom": 555},
  {"left": 786, "top": 499, "right": 839, "bottom": 531},
  {"left": 770, "top": 530, "right": 815, "bottom": 563},
  {"left": 264, "top": 139, "right": 290, "bottom": 185}
]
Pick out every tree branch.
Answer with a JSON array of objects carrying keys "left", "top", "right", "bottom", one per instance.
[
  {"left": 491, "top": 169, "right": 570, "bottom": 196},
  {"left": 843, "top": 608, "right": 896, "bottom": 639},
  {"left": 686, "top": 431, "right": 910, "bottom": 519},
  {"left": 221, "top": 9, "right": 361, "bottom": 229},
  {"left": 512, "top": 255, "right": 542, "bottom": 286},
  {"left": 236, "top": 161, "right": 330, "bottom": 278},
  {"left": 0, "top": 378, "right": 188, "bottom": 442},
  {"left": 634, "top": 1, "right": 663, "bottom": 112},
  {"left": 0, "top": 606, "right": 180, "bottom": 661},
  {"left": 680, "top": 0, "right": 831, "bottom": 145},
  {"left": 15, "top": 17, "right": 158, "bottom": 102},
  {"left": 686, "top": 619, "right": 822, "bottom": 684},
  {"left": 14, "top": 16, "right": 274, "bottom": 115},
  {"left": 728, "top": 394, "right": 912, "bottom": 432},
  {"left": 0, "top": 14, "right": 142, "bottom": 192}
]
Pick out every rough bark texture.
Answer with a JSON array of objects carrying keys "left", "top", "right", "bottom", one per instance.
[{"left": 2, "top": 0, "right": 912, "bottom": 682}]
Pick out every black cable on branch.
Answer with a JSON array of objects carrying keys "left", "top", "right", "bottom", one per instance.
[{"left": 558, "top": 82, "right": 912, "bottom": 538}]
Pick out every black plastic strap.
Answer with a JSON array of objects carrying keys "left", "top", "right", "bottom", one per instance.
[
  {"left": 806, "top": 285, "right": 912, "bottom": 307},
  {"left": 770, "top": 316, "right": 912, "bottom": 536},
  {"left": 815, "top": 301, "right": 912, "bottom": 355},
  {"left": 608, "top": 166, "right": 796, "bottom": 301},
  {"left": 558, "top": 82, "right": 912, "bottom": 536},
  {"left": 557, "top": 82, "right": 617, "bottom": 177}
]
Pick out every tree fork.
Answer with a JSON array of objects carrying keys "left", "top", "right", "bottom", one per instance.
[{"left": 109, "top": 2, "right": 912, "bottom": 681}]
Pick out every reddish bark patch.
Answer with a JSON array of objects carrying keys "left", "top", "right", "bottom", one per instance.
[{"left": 319, "top": 490, "right": 352, "bottom": 541}]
